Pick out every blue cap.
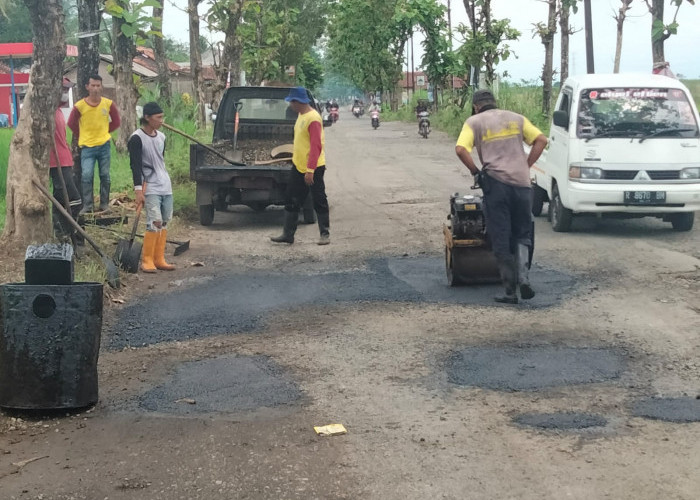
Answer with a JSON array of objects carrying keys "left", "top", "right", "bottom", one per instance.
[{"left": 285, "top": 86, "right": 310, "bottom": 104}]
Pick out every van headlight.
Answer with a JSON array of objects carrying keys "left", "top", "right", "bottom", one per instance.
[
  {"left": 680, "top": 167, "right": 700, "bottom": 179},
  {"left": 569, "top": 166, "right": 603, "bottom": 180}
]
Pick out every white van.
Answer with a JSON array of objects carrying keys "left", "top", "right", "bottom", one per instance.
[{"left": 532, "top": 73, "right": 700, "bottom": 232}]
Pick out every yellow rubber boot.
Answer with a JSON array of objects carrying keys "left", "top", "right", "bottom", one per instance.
[
  {"left": 154, "top": 228, "right": 176, "bottom": 271},
  {"left": 141, "top": 231, "right": 158, "bottom": 273}
]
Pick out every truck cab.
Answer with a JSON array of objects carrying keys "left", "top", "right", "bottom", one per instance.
[
  {"left": 532, "top": 73, "right": 700, "bottom": 232},
  {"left": 191, "top": 86, "right": 323, "bottom": 226}
]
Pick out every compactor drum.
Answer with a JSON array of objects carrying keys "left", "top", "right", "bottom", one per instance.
[{"left": 443, "top": 193, "right": 501, "bottom": 286}]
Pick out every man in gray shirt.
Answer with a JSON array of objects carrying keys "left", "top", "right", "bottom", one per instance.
[
  {"left": 128, "top": 101, "right": 176, "bottom": 273},
  {"left": 456, "top": 90, "right": 548, "bottom": 304}
]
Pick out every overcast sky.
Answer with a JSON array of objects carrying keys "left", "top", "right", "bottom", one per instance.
[{"left": 162, "top": 0, "right": 700, "bottom": 81}]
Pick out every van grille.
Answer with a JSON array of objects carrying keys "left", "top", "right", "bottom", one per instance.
[
  {"left": 602, "top": 170, "right": 637, "bottom": 180},
  {"left": 601, "top": 170, "right": 681, "bottom": 180},
  {"left": 647, "top": 170, "right": 680, "bottom": 180}
]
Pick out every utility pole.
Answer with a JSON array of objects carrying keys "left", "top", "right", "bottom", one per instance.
[
  {"left": 584, "top": 0, "right": 595, "bottom": 73},
  {"left": 410, "top": 31, "right": 416, "bottom": 100},
  {"left": 447, "top": 0, "right": 454, "bottom": 89}
]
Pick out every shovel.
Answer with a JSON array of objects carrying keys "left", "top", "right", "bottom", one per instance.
[
  {"left": 114, "top": 203, "right": 143, "bottom": 273},
  {"left": 33, "top": 180, "right": 120, "bottom": 288},
  {"left": 160, "top": 122, "right": 245, "bottom": 166}
]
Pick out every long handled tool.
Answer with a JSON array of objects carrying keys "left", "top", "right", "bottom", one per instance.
[
  {"left": 161, "top": 122, "right": 245, "bottom": 166},
  {"left": 33, "top": 180, "right": 120, "bottom": 289},
  {"left": 114, "top": 203, "right": 143, "bottom": 273}
]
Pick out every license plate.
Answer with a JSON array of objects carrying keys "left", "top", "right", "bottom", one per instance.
[{"left": 624, "top": 191, "right": 666, "bottom": 204}]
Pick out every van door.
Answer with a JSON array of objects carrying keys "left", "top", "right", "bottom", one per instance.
[{"left": 547, "top": 87, "right": 573, "bottom": 194}]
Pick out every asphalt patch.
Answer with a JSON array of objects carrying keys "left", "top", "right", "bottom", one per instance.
[
  {"left": 110, "top": 257, "right": 575, "bottom": 349},
  {"left": 140, "top": 355, "right": 301, "bottom": 415},
  {"left": 632, "top": 397, "right": 700, "bottom": 423},
  {"left": 514, "top": 412, "right": 608, "bottom": 430},
  {"left": 447, "top": 345, "right": 624, "bottom": 391}
]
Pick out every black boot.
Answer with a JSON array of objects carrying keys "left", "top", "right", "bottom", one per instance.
[
  {"left": 271, "top": 210, "right": 298, "bottom": 243},
  {"left": 517, "top": 243, "right": 535, "bottom": 300},
  {"left": 495, "top": 255, "right": 518, "bottom": 304},
  {"left": 99, "top": 180, "right": 111, "bottom": 212},
  {"left": 317, "top": 212, "right": 330, "bottom": 245}
]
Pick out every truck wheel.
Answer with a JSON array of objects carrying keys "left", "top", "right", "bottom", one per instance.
[
  {"left": 199, "top": 204, "right": 215, "bottom": 226},
  {"left": 550, "top": 184, "right": 573, "bottom": 232},
  {"left": 532, "top": 185, "right": 546, "bottom": 216},
  {"left": 670, "top": 212, "right": 694, "bottom": 231}
]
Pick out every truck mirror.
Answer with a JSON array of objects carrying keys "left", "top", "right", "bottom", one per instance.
[{"left": 553, "top": 110, "right": 569, "bottom": 129}]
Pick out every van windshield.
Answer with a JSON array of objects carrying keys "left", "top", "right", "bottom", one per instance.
[{"left": 577, "top": 88, "right": 699, "bottom": 140}]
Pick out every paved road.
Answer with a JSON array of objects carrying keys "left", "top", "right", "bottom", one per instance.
[{"left": 2, "top": 113, "right": 699, "bottom": 500}]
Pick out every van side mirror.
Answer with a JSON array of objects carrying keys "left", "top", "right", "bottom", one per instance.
[{"left": 553, "top": 110, "right": 569, "bottom": 129}]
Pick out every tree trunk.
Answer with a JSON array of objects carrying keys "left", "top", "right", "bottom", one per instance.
[
  {"left": 112, "top": 8, "right": 137, "bottom": 153},
  {"left": 217, "top": 0, "right": 244, "bottom": 105},
  {"left": 76, "top": 0, "right": 101, "bottom": 98},
  {"left": 647, "top": 0, "right": 665, "bottom": 63},
  {"left": 188, "top": 0, "right": 206, "bottom": 129},
  {"left": 559, "top": 2, "right": 570, "bottom": 83},
  {"left": 2, "top": 0, "right": 65, "bottom": 245},
  {"left": 540, "top": 0, "right": 557, "bottom": 117},
  {"left": 153, "top": 4, "right": 172, "bottom": 103},
  {"left": 614, "top": 0, "right": 633, "bottom": 73}
]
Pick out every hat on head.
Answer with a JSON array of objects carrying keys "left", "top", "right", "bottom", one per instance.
[
  {"left": 62, "top": 77, "right": 74, "bottom": 88},
  {"left": 285, "top": 86, "right": 311, "bottom": 104},
  {"left": 143, "top": 101, "right": 164, "bottom": 116},
  {"left": 472, "top": 89, "right": 496, "bottom": 104}
]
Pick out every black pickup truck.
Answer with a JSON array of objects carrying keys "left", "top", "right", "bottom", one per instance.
[{"left": 190, "top": 86, "right": 327, "bottom": 226}]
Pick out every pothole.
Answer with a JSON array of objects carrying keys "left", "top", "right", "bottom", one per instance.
[
  {"left": 140, "top": 356, "right": 301, "bottom": 415},
  {"left": 447, "top": 346, "right": 624, "bottom": 391},
  {"left": 514, "top": 412, "right": 608, "bottom": 430},
  {"left": 632, "top": 397, "right": 700, "bottom": 423}
]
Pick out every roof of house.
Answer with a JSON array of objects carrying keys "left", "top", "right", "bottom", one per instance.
[
  {"left": 99, "top": 53, "right": 158, "bottom": 78},
  {"left": 135, "top": 47, "right": 184, "bottom": 73}
]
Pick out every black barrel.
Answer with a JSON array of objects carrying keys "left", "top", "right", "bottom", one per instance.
[{"left": 0, "top": 283, "right": 103, "bottom": 409}]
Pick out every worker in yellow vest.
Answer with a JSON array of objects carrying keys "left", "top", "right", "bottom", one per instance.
[
  {"left": 271, "top": 86, "right": 330, "bottom": 245},
  {"left": 68, "top": 74, "right": 121, "bottom": 213}
]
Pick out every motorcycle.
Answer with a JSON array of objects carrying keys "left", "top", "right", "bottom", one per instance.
[
  {"left": 418, "top": 111, "right": 431, "bottom": 139},
  {"left": 329, "top": 106, "right": 339, "bottom": 123},
  {"left": 370, "top": 109, "right": 380, "bottom": 129},
  {"left": 352, "top": 105, "right": 363, "bottom": 118}
]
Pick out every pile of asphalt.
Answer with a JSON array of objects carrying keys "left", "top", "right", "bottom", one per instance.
[
  {"left": 446, "top": 345, "right": 624, "bottom": 391},
  {"left": 110, "top": 257, "right": 575, "bottom": 349},
  {"left": 513, "top": 412, "right": 608, "bottom": 430},
  {"left": 140, "top": 355, "right": 302, "bottom": 416}
]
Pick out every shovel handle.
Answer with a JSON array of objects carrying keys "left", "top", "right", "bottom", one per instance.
[
  {"left": 33, "top": 180, "right": 109, "bottom": 260},
  {"left": 161, "top": 122, "right": 245, "bottom": 166}
]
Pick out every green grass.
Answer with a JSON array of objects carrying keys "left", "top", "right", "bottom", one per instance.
[{"left": 0, "top": 128, "right": 11, "bottom": 231}]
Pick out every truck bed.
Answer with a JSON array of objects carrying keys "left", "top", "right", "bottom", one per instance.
[{"left": 190, "top": 141, "right": 293, "bottom": 182}]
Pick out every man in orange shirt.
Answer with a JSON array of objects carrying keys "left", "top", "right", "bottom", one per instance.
[
  {"left": 271, "top": 86, "right": 330, "bottom": 245},
  {"left": 67, "top": 74, "right": 121, "bottom": 213},
  {"left": 51, "top": 78, "right": 82, "bottom": 239}
]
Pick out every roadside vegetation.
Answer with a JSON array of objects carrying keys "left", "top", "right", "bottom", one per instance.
[{"left": 385, "top": 80, "right": 700, "bottom": 140}]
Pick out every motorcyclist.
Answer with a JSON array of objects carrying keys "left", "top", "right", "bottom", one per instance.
[
  {"left": 369, "top": 101, "right": 380, "bottom": 113},
  {"left": 415, "top": 101, "right": 428, "bottom": 118}
]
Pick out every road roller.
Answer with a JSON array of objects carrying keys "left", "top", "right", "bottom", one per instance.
[
  {"left": 444, "top": 191, "right": 535, "bottom": 286},
  {"left": 443, "top": 192, "right": 501, "bottom": 286}
]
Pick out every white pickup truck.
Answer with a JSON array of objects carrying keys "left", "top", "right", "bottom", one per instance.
[{"left": 531, "top": 73, "right": 700, "bottom": 232}]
